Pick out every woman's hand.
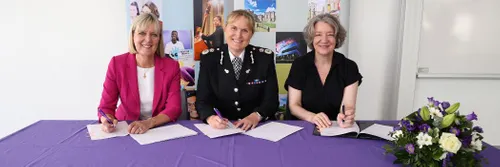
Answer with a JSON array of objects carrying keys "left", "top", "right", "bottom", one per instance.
[
  {"left": 234, "top": 112, "right": 260, "bottom": 131},
  {"left": 337, "top": 110, "right": 355, "bottom": 128},
  {"left": 207, "top": 115, "right": 229, "bottom": 129},
  {"left": 100, "top": 115, "right": 118, "bottom": 133},
  {"left": 309, "top": 112, "right": 331, "bottom": 129},
  {"left": 128, "top": 120, "right": 153, "bottom": 134}
]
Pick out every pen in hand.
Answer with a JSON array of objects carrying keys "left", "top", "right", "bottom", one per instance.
[
  {"left": 213, "top": 108, "right": 231, "bottom": 128},
  {"left": 98, "top": 109, "right": 115, "bottom": 127},
  {"left": 342, "top": 105, "right": 345, "bottom": 123}
]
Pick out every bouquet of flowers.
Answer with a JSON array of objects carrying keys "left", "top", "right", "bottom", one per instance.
[{"left": 384, "top": 97, "right": 487, "bottom": 167}]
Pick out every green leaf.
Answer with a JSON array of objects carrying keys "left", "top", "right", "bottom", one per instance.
[
  {"left": 445, "top": 102, "right": 460, "bottom": 114},
  {"left": 393, "top": 159, "right": 403, "bottom": 164},
  {"left": 421, "top": 106, "right": 430, "bottom": 121}
]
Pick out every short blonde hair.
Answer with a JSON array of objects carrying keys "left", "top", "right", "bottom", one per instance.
[
  {"left": 128, "top": 13, "right": 165, "bottom": 57},
  {"left": 303, "top": 14, "right": 346, "bottom": 49},
  {"left": 226, "top": 9, "right": 255, "bottom": 34}
]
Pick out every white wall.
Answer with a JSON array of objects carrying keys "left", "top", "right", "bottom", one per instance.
[
  {"left": 0, "top": 0, "right": 127, "bottom": 138},
  {"left": 413, "top": 79, "right": 500, "bottom": 145},
  {"left": 348, "top": 0, "right": 403, "bottom": 120},
  {"left": 397, "top": 0, "right": 500, "bottom": 146}
]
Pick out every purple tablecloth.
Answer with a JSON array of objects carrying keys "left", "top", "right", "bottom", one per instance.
[{"left": 1, "top": 120, "right": 498, "bottom": 167}]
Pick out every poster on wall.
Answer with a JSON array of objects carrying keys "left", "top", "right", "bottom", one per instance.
[
  {"left": 179, "top": 50, "right": 197, "bottom": 91},
  {"left": 276, "top": 32, "right": 307, "bottom": 63},
  {"left": 163, "top": 30, "right": 193, "bottom": 60},
  {"left": 275, "top": 32, "right": 307, "bottom": 95},
  {"left": 127, "top": 0, "right": 164, "bottom": 30},
  {"left": 308, "top": 0, "right": 341, "bottom": 21},
  {"left": 244, "top": 0, "right": 276, "bottom": 32},
  {"left": 193, "top": 0, "right": 225, "bottom": 60}
]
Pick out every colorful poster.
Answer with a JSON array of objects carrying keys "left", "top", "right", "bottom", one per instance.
[
  {"left": 176, "top": 49, "right": 197, "bottom": 93},
  {"left": 275, "top": 32, "right": 307, "bottom": 94},
  {"left": 276, "top": 32, "right": 307, "bottom": 63},
  {"left": 127, "top": 0, "right": 164, "bottom": 29},
  {"left": 163, "top": 30, "right": 193, "bottom": 60},
  {"left": 308, "top": 0, "right": 341, "bottom": 21},
  {"left": 244, "top": 0, "right": 276, "bottom": 32},
  {"left": 193, "top": 0, "right": 225, "bottom": 60},
  {"left": 277, "top": 94, "right": 287, "bottom": 120}
]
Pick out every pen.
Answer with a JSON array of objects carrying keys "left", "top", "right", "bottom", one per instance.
[
  {"left": 214, "top": 108, "right": 233, "bottom": 128},
  {"left": 342, "top": 105, "right": 345, "bottom": 123},
  {"left": 213, "top": 108, "right": 223, "bottom": 119},
  {"left": 98, "top": 108, "right": 114, "bottom": 127}
]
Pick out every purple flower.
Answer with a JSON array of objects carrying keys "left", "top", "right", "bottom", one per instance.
[
  {"left": 441, "top": 101, "right": 451, "bottom": 110},
  {"left": 442, "top": 153, "right": 454, "bottom": 167},
  {"left": 402, "top": 120, "right": 416, "bottom": 131},
  {"left": 473, "top": 126, "right": 484, "bottom": 133},
  {"left": 419, "top": 124, "right": 431, "bottom": 133},
  {"left": 461, "top": 135, "right": 472, "bottom": 147},
  {"left": 466, "top": 112, "right": 478, "bottom": 121},
  {"left": 428, "top": 97, "right": 435, "bottom": 104},
  {"left": 405, "top": 144, "right": 415, "bottom": 154},
  {"left": 434, "top": 100, "right": 441, "bottom": 108},
  {"left": 393, "top": 126, "right": 401, "bottom": 131},
  {"left": 450, "top": 127, "right": 460, "bottom": 136}
]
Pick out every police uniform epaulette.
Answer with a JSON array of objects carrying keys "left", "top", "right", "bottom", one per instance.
[
  {"left": 252, "top": 46, "right": 273, "bottom": 55},
  {"left": 202, "top": 47, "right": 222, "bottom": 54}
]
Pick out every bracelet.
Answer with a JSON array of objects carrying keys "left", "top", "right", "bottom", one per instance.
[{"left": 148, "top": 117, "right": 156, "bottom": 128}]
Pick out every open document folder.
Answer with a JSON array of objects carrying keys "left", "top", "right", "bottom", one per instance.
[{"left": 314, "top": 121, "right": 394, "bottom": 141}]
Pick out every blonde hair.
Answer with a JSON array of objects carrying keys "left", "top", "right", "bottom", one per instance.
[
  {"left": 303, "top": 14, "right": 346, "bottom": 49},
  {"left": 128, "top": 13, "right": 165, "bottom": 57},
  {"left": 226, "top": 9, "right": 255, "bottom": 34}
]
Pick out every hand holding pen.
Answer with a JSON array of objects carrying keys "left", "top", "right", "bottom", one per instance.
[
  {"left": 337, "top": 105, "right": 355, "bottom": 128},
  {"left": 207, "top": 108, "right": 229, "bottom": 129},
  {"left": 98, "top": 109, "right": 118, "bottom": 133}
]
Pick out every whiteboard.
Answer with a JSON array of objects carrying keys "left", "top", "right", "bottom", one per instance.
[{"left": 418, "top": 0, "right": 500, "bottom": 75}]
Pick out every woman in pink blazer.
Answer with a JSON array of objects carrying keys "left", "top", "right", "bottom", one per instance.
[{"left": 98, "top": 13, "right": 181, "bottom": 134}]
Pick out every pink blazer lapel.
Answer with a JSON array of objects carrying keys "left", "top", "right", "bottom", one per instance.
[
  {"left": 152, "top": 56, "right": 165, "bottom": 114},
  {"left": 126, "top": 53, "right": 140, "bottom": 116}
]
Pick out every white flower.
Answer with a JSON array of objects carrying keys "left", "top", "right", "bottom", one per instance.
[
  {"left": 429, "top": 107, "right": 443, "bottom": 119},
  {"left": 471, "top": 133, "right": 483, "bottom": 151},
  {"left": 439, "top": 132, "right": 462, "bottom": 154},
  {"left": 416, "top": 132, "right": 433, "bottom": 149},
  {"left": 439, "top": 152, "right": 447, "bottom": 160},
  {"left": 392, "top": 130, "right": 403, "bottom": 139}
]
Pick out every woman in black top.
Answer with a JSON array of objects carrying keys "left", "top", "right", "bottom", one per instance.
[{"left": 285, "top": 13, "right": 362, "bottom": 128}]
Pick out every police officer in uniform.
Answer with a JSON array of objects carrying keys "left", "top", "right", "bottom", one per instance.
[{"left": 196, "top": 10, "right": 278, "bottom": 131}]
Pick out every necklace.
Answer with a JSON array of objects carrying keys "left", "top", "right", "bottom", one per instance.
[{"left": 140, "top": 67, "right": 153, "bottom": 79}]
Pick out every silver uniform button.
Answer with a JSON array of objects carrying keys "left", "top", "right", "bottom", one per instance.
[
  {"left": 235, "top": 101, "right": 239, "bottom": 106},
  {"left": 234, "top": 88, "right": 238, "bottom": 92},
  {"left": 237, "top": 108, "right": 241, "bottom": 111}
]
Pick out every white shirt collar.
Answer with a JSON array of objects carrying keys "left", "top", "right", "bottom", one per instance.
[{"left": 229, "top": 50, "right": 245, "bottom": 62}]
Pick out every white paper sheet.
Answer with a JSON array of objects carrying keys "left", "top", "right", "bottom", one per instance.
[
  {"left": 194, "top": 123, "right": 243, "bottom": 138},
  {"left": 130, "top": 124, "right": 198, "bottom": 145},
  {"left": 87, "top": 121, "right": 129, "bottom": 140},
  {"left": 243, "top": 122, "right": 303, "bottom": 142},
  {"left": 320, "top": 121, "right": 360, "bottom": 136},
  {"left": 360, "top": 123, "right": 394, "bottom": 141}
]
